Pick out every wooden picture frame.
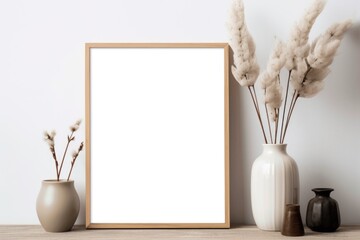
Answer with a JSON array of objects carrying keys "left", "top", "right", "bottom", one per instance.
[{"left": 85, "top": 43, "right": 229, "bottom": 228}]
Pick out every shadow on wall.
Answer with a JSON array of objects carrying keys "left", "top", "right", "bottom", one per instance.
[
  {"left": 229, "top": 48, "right": 248, "bottom": 224},
  {"left": 346, "top": 23, "right": 360, "bottom": 85},
  {"left": 348, "top": 23, "right": 360, "bottom": 43},
  {"left": 298, "top": 23, "right": 360, "bottom": 224},
  {"left": 348, "top": 23, "right": 360, "bottom": 80},
  {"left": 77, "top": 184, "right": 86, "bottom": 225}
]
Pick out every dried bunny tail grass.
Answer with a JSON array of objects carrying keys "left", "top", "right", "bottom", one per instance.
[
  {"left": 308, "top": 20, "right": 353, "bottom": 69},
  {"left": 286, "top": 0, "right": 326, "bottom": 70},
  {"left": 228, "top": 0, "right": 260, "bottom": 86}
]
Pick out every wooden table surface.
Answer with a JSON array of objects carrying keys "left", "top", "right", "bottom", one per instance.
[{"left": 1, "top": 225, "right": 360, "bottom": 239}]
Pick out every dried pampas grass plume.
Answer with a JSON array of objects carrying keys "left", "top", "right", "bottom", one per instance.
[
  {"left": 227, "top": 0, "right": 352, "bottom": 144},
  {"left": 228, "top": 0, "right": 268, "bottom": 143},
  {"left": 228, "top": 0, "right": 260, "bottom": 87},
  {"left": 286, "top": 0, "right": 326, "bottom": 70},
  {"left": 307, "top": 20, "right": 353, "bottom": 69}
]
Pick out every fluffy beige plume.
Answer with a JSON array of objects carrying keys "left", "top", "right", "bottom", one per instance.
[
  {"left": 296, "top": 20, "right": 352, "bottom": 98},
  {"left": 267, "top": 107, "right": 277, "bottom": 122},
  {"left": 260, "top": 40, "right": 285, "bottom": 122},
  {"left": 228, "top": 0, "right": 260, "bottom": 86},
  {"left": 259, "top": 40, "right": 286, "bottom": 122},
  {"left": 260, "top": 40, "right": 286, "bottom": 89},
  {"left": 286, "top": 0, "right": 326, "bottom": 70},
  {"left": 307, "top": 67, "right": 331, "bottom": 81},
  {"left": 226, "top": 0, "right": 352, "bottom": 143},
  {"left": 297, "top": 68, "right": 330, "bottom": 98},
  {"left": 44, "top": 130, "right": 56, "bottom": 145},
  {"left": 307, "top": 20, "right": 352, "bottom": 69},
  {"left": 290, "top": 59, "right": 308, "bottom": 91},
  {"left": 265, "top": 81, "right": 282, "bottom": 110},
  {"left": 290, "top": 59, "right": 329, "bottom": 98},
  {"left": 298, "top": 80, "right": 325, "bottom": 98}
]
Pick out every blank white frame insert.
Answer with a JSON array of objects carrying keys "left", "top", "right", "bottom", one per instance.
[{"left": 85, "top": 43, "right": 229, "bottom": 228}]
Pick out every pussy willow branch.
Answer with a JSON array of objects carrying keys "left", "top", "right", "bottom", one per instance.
[
  {"left": 51, "top": 145, "right": 59, "bottom": 181},
  {"left": 67, "top": 142, "right": 84, "bottom": 181},
  {"left": 248, "top": 86, "right": 268, "bottom": 143},
  {"left": 67, "top": 159, "right": 75, "bottom": 182},
  {"left": 45, "top": 132, "right": 60, "bottom": 181},
  {"left": 58, "top": 132, "right": 75, "bottom": 179}
]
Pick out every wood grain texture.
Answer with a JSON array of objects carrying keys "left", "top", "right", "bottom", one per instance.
[{"left": 1, "top": 225, "right": 360, "bottom": 240}]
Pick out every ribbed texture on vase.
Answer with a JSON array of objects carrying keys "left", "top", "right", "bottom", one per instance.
[{"left": 251, "top": 144, "right": 299, "bottom": 231}]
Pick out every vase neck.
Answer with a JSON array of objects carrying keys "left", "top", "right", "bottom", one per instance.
[
  {"left": 312, "top": 188, "right": 333, "bottom": 197},
  {"left": 42, "top": 180, "right": 75, "bottom": 187},
  {"left": 262, "top": 144, "right": 287, "bottom": 154}
]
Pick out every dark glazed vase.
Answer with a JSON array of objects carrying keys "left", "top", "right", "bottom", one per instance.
[{"left": 306, "top": 188, "right": 340, "bottom": 232}]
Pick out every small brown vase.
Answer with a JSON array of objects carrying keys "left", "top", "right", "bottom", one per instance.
[
  {"left": 281, "top": 204, "right": 305, "bottom": 236},
  {"left": 36, "top": 180, "right": 80, "bottom": 232}
]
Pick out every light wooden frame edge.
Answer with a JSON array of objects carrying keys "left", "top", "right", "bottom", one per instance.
[{"left": 85, "top": 43, "right": 230, "bottom": 229}]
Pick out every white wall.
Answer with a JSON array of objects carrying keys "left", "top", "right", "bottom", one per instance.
[{"left": 0, "top": 0, "right": 359, "bottom": 225}]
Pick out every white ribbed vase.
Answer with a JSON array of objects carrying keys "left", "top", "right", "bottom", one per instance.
[{"left": 251, "top": 144, "right": 299, "bottom": 231}]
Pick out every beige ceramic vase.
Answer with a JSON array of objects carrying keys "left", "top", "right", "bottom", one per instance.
[{"left": 36, "top": 180, "right": 80, "bottom": 232}]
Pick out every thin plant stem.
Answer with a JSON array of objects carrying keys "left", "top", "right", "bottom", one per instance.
[
  {"left": 248, "top": 86, "right": 268, "bottom": 144},
  {"left": 252, "top": 86, "right": 260, "bottom": 111},
  {"left": 251, "top": 86, "right": 268, "bottom": 143},
  {"left": 55, "top": 163, "right": 59, "bottom": 181},
  {"left": 274, "top": 109, "right": 279, "bottom": 144},
  {"left": 53, "top": 154, "right": 59, "bottom": 181},
  {"left": 281, "top": 65, "right": 313, "bottom": 143},
  {"left": 282, "top": 93, "right": 299, "bottom": 143},
  {"left": 49, "top": 145, "right": 59, "bottom": 181},
  {"left": 52, "top": 150, "right": 59, "bottom": 181},
  {"left": 280, "top": 70, "right": 292, "bottom": 143},
  {"left": 67, "top": 163, "right": 75, "bottom": 181},
  {"left": 50, "top": 144, "right": 59, "bottom": 181},
  {"left": 264, "top": 103, "right": 273, "bottom": 144},
  {"left": 281, "top": 90, "right": 297, "bottom": 143},
  {"left": 58, "top": 132, "right": 74, "bottom": 179},
  {"left": 67, "top": 142, "right": 83, "bottom": 181}
]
